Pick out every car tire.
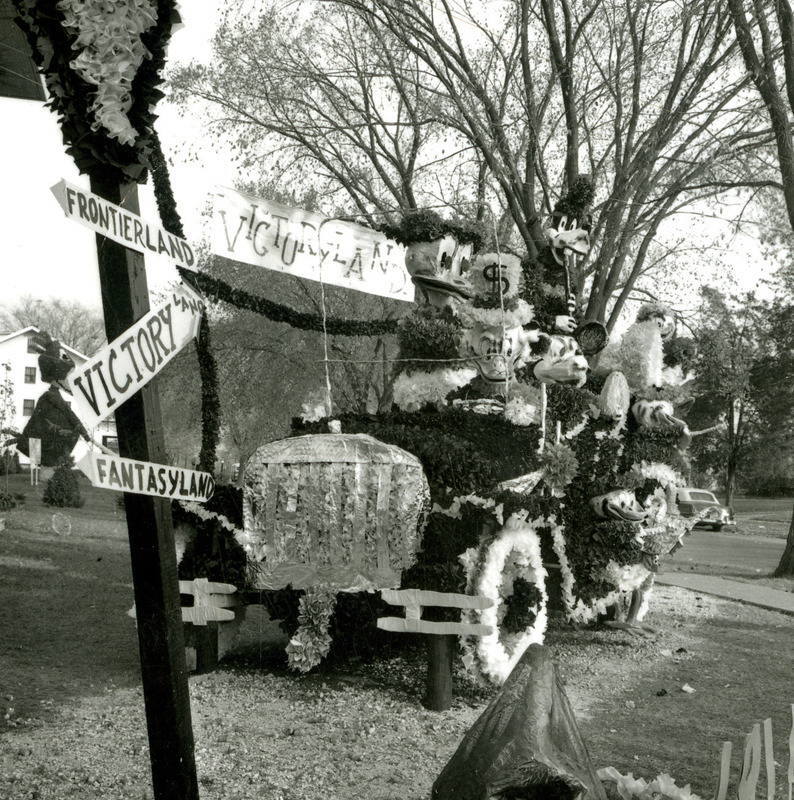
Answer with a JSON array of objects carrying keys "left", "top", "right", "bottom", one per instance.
[{"left": 711, "top": 523, "right": 723, "bottom": 532}]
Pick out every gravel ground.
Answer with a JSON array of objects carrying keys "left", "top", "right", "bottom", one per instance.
[{"left": 3, "top": 584, "right": 793, "bottom": 800}]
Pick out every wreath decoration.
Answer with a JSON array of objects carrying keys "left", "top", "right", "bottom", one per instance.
[
  {"left": 284, "top": 585, "right": 337, "bottom": 673},
  {"left": 460, "top": 511, "right": 548, "bottom": 685}
]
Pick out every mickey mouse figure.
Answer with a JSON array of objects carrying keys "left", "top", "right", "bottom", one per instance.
[
  {"left": 3, "top": 331, "right": 90, "bottom": 467},
  {"left": 521, "top": 176, "right": 608, "bottom": 356}
]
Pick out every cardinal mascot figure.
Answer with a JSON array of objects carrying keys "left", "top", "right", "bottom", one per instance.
[{"left": 3, "top": 331, "right": 90, "bottom": 468}]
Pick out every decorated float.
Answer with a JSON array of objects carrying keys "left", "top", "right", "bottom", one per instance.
[
  {"left": 4, "top": 3, "right": 731, "bottom": 799},
  {"left": 175, "top": 178, "right": 705, "bottom": 685},
  {"left": 9, "top": 0, "right": 705, "bottom": 694}
]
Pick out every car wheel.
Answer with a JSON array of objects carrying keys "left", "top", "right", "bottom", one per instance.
[{"left": 711, "top": 523, "right": 723, "bottom": 532}]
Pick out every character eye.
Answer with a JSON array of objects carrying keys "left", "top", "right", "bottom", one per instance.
[
  {"left": 480, "top": 335, "right": 496, "bottom": 354},
  {"left": 567, "top": 217, "right": 578, "bottom": 231}
]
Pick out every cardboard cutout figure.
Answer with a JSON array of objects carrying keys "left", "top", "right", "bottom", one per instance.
[{"left": 3, "top": 332, "right": 90, "bottom": 467}]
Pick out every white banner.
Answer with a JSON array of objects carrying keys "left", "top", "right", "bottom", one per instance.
[
  {"left": 51, "top": 179, "right": 197, "bottom": 271},
  {"left": 211, "top": 186, "right": 413, "bottom": 302},
  {"left": 66, "top": 282, "right": 204, "bottom": 429},
  {"left": 76, "top": 451, "right": 214, "bottom": 502}
]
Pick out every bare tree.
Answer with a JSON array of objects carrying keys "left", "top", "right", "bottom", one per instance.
[
  {"left": 727, "top": 0, "right": 794, "bottom": 230},
  {"left": 0, "top": 295, "right": 105, "bottom": 355},
  {"left": 170, "top": 0, "right": 774, "bottom": 329},
  {"left": 724, "top": 0, "right": 794, "bottom": 576}
]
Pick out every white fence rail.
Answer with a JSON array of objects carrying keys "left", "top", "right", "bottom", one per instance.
[{"left": 714, "top": 706, "right": 794, "bottom": 800}]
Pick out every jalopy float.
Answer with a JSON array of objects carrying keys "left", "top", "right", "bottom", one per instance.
[{"left": 179, "top": 184, "right": 702, "bottom": 683}]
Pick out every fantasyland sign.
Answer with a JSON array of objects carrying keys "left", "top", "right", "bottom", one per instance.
[
  {"left": 51, "top": 179, "right": 196, "bottom": 271},
  {"left": 76, "top": 451, "right": 214, "bottom": 502},
  {"left": 66, "top": 282, "right": 204, "bottom": 430},
  {"left": 211, "top": 187, "right": 414, "bottom": 302}
]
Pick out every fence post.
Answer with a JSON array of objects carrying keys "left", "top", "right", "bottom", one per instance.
[{"left": 738, "top": 724, "right": 762, "bottom": 800}]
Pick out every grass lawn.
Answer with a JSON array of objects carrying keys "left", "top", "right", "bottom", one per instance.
[
  {"left": 730, "top": 496, "right": 792, "bottom": 539},
  {"left": 1, "top": 474, "right": 793, "bottom": 798}
]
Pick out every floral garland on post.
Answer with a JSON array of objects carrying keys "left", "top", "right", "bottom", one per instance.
[
  {"left": 140, "top": 131, "right": 222, "bottom": 475},
  {"left": 284, "top": 586, "right": 337, "bottom": 673},
  {"left": 12, "top": 0, "right": 181, "bottom": 181},
  {"left": 459, "top": 510, "right": 548, "bottom": 685}
]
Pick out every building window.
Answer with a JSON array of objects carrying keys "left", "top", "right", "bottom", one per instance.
[
  {"left": 22, "top": 399, "right": 35, "bottom": 416},
  {"left": 27, "top": 338, "right": 38, "bottom": 353},
  {"left": 24, "top": 367, "right": 36, "bottom": 384}
]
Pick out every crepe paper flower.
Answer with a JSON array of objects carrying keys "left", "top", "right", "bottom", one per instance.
[
  {"left": 56, "top": 0, "right": 159, "bottom": 145},
  {"left": 603, "top": 560, "right": 652, "bottom": 593},
  {"left": 598, "top": 768, "right": 702, "bottom": 800},
  {"left": 539, "top": 442, "right": 579, "bottom": 497},
  {"left": 299, "top": 393, "right": 329, "bottom": 423},
  {"left": 392, "top": 367, "right": 477, "bottom": 412},
  {"left": 504, "top": 395, "right": 538, "bottom": 426}
]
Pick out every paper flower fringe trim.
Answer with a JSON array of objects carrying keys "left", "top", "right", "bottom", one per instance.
[
  {"left": 57, "top": 0, "right": 159, "bottom": 146},
  {"left": 393, "top": 368, "right": 477, "bottom": 412},
  {"left": 598, "top": 768, "right": 702, "bottom": 800},
  {"left": 285, "top": 586, "right": 337, "bottom": 673},
  {"left": 460, "top": 511, "right": 548, "bottom": 685},
  {"left": 550, "top": 517, "right": 651, "bottom": 624}
]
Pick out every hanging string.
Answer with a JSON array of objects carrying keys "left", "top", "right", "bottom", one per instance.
[{"left": 318, "top": 261, "right": 334, "bottom": 418}]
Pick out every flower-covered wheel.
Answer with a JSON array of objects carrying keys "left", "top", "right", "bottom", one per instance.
[{"left": 460, "top": 512, "right": 548, "bottom": 684}]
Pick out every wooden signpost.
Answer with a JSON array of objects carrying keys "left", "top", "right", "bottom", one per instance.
[
  {"left": 76, "top": 452, "right": 215, "bottom": 502},
  {"left": 51, "top": 179, "right": 196, "bottom": 271},
  {"left": 89, "top": 171, "right": 199, "bottom": 800},
  {"left": 179, "top": 577, "right": 237, "bottom": 626}
]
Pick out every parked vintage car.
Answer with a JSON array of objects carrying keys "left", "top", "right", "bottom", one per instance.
[{"left": 676, "top": 487, "right": 736, "bottom": 531}]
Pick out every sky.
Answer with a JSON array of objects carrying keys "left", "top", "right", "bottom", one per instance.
[
  {"left": 0, "top": 4, "right": 781, "bottom": 319},
  {"left": 0, "top": 5, "right": 232, "bottom": 310}
]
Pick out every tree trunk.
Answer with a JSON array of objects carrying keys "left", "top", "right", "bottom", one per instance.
[
  {"left": 773, "top": 500, "right": 794, "bottom": 576},
  {"left": 725, "top": 460, "right": 737, "bottom": 507}
]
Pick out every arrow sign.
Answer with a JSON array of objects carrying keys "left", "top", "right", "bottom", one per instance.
[
  {"left": 76, "top": 450, "right": 215, "bottom": 502},
  {"left": 51, "top": 179, "right": 196, "bottom": 271},
  {"left": 66, "top": 282, "right": 204, "bottom": 429}
]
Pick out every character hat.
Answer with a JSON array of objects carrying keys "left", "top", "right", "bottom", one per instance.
[
  {"left": 549, "top": 176, "right": 595, "bottom": 232},
  {"left": 636, "top": 302, "right": 677, "bottom": 340},
  {"left": 29, "top": 331, "right": 75, "bottom": 385}
]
